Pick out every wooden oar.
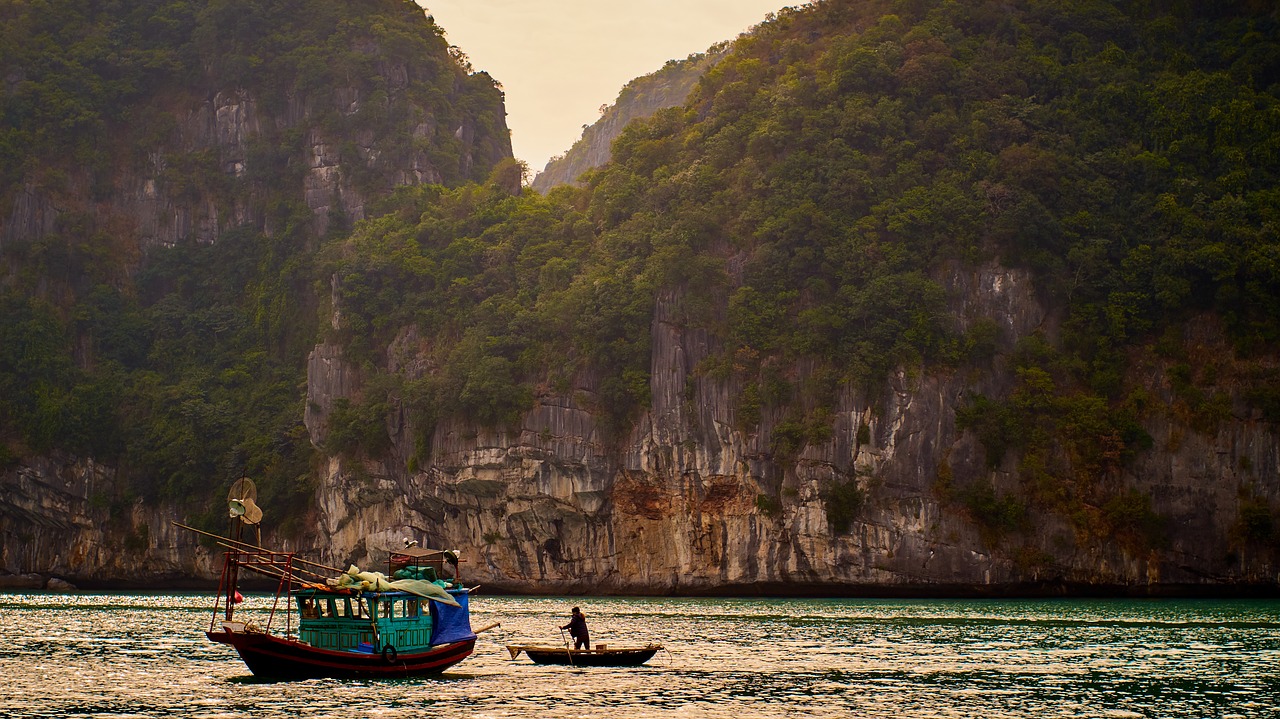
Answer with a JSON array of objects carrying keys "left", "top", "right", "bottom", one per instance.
[{"left": 561, "top": 628, "right": 576, "bottom": 667}]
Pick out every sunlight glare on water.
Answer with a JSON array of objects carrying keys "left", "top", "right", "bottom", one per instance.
[{"left": 1, "top": 593, "right": 1277, "bottom": 718}]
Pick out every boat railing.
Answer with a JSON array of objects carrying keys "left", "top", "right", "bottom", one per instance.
[{"left": 212, "top": 549, "right": 297, "bottom": 638}]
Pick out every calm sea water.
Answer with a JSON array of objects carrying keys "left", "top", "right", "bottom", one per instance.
[{"left": 2, "top": 592, "right": 1277, "bottom": 718}]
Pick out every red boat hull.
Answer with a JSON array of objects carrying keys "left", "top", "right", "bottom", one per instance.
[{"left": 207, "top": 630, "right": 475, "bottom": 679}]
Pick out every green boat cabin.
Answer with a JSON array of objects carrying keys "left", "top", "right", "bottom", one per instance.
[
  {"left": 295, "top": 589, "right": 439, "bottom": 653},
  {"left": 293, "top": 549, "right": 463, "bottom": 654}
]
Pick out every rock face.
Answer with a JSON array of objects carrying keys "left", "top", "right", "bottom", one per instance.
[
  {"left": 3, "top": 258, "right": 1277, "bottom": 592},
  {"left": 293, "top": 260, "right": 1279, "bottom": 595},
  {"left": 531, "top": 50, "right": 724, "bottom": 194},
  {"left": 3, "top": 5, "right": 1277, "bottom": 595},
  {"left": 0, "top": 453, "right": 217, "bottom": 586},
  {"left": 0, "top": 19, "right": 513, "bottom": 585},
  {"left": 2, "top": 76, "right": 509, "bottom": 252}
]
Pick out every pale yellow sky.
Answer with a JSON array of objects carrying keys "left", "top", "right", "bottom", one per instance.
[{"left": 419, "top": 1, "right": 793, "bottom": 174}]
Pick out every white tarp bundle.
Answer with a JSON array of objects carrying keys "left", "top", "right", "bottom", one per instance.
[{"left": 334, "top": 566, "right": 461, "bottom": 607}]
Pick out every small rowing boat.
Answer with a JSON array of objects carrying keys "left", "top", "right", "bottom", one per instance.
[{"left": 506, "top": 643, "right": 663, "bottom": 666}]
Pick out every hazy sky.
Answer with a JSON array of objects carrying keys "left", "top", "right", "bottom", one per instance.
[{"left": 419, "top": 1, "right": 791, "bottom": 175}]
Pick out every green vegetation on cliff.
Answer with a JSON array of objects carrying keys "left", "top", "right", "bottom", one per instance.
[
  {"left": 328, "top": 0, "right": 1279, "bottom": 545},
  {"left": 0, "top": 0, "right": 507, "bottom": 191},
  {"left": 2, "top": 0, "right": 1278, "bottom": 558},
  {"left": 0, "top": 0, "right": 510, "bottom": 511},
  {"left": 532, "top": 46, "right": 727, "bottom": 193}
]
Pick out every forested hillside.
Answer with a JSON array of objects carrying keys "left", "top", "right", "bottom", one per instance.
[
  {"left": 0, "top": 0, "right": 511, "bottom": 521},
  {"left": 322, "top": 0, "right": 1280, "bottom": 584},
  {"left": 3, "top": 0, "right": 1279, "bottom": 591},
  {"left": 336, "top": 0, "right": 1279, "bottom": 480}
]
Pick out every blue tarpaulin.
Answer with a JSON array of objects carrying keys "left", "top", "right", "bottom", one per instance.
[{"left": 429, "top": 591, "right": 476, "bottom": 645}]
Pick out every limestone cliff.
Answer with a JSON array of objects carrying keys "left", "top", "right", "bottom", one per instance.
[
  {"left": 530, "top": 49, "right": 724, "bottom": 194},
  {"left": 0, "top": 0, "right": 513, "bottom": 587},
  {"left": 4, "top": 0, "right": 1278, "bottom": 599},
  {"left": 4, "top": 262, "right": 1276, "bottom": 594},
  {"left": 289, "top": 260, "right": 1277, "bottom": 595},
  {"left": 1, "top": 76, "right": 509, "bottom": 253},
  {"left": 0, "top": 453, "right": 220, "bottom": 588}
]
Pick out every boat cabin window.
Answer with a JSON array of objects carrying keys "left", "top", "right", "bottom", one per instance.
[
  {"left": 299, "top": 597, "right": 320, "bottom": 619},
  {"left": 299, "top": 595, "right": 358, "bottom": 619},
  {"left": 382, "top": 600, "right": 394, "bottom": 619},
  {"left": 403, "top": 599, "right": 419, "bottom": 618}
]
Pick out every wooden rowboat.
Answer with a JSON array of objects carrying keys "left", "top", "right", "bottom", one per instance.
[{"left": 506, "top": 643, "right": 663, "bottom": 666}]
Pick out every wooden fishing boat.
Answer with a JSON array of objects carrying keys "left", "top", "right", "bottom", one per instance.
[
  {"left": 179, "top": 515, "right": 485, "bottom": 680},
  {"left": 203, "top": 543, "right": 480, "bottom": 679},
  {"left": 506, "top": 643, "right": 663, "bottom": 667}
]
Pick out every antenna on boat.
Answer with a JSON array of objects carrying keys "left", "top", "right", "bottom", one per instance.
[{"left": 227, "top": 476, "right": 263, "bottom": 545}]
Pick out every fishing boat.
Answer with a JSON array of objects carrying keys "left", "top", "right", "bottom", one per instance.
[
  {"left": 506, "top": 643, "right": 663, "bottom": 667},
  {"left": 176, "top": 480, "right": 489, "bottom": 679}
]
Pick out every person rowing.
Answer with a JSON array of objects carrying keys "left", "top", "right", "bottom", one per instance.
[{"left": 560, "top": 606, "right": 590, "bottom": 650}]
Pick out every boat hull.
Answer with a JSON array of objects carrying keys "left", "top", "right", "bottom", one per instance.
[
  {"left": 511, "top": 645, "right": 661, "bottom": 667},
  {"left": 208, "top": 630, "right": 475, "bottom": 679}
]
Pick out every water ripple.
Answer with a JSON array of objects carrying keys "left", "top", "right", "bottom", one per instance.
[{"left": 2, "top": 593, "right": 1278, "bottom": 717}]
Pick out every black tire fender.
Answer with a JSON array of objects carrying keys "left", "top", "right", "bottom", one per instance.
[{"left": 382, "top": 644, "right": 398, "bottom": 663}]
